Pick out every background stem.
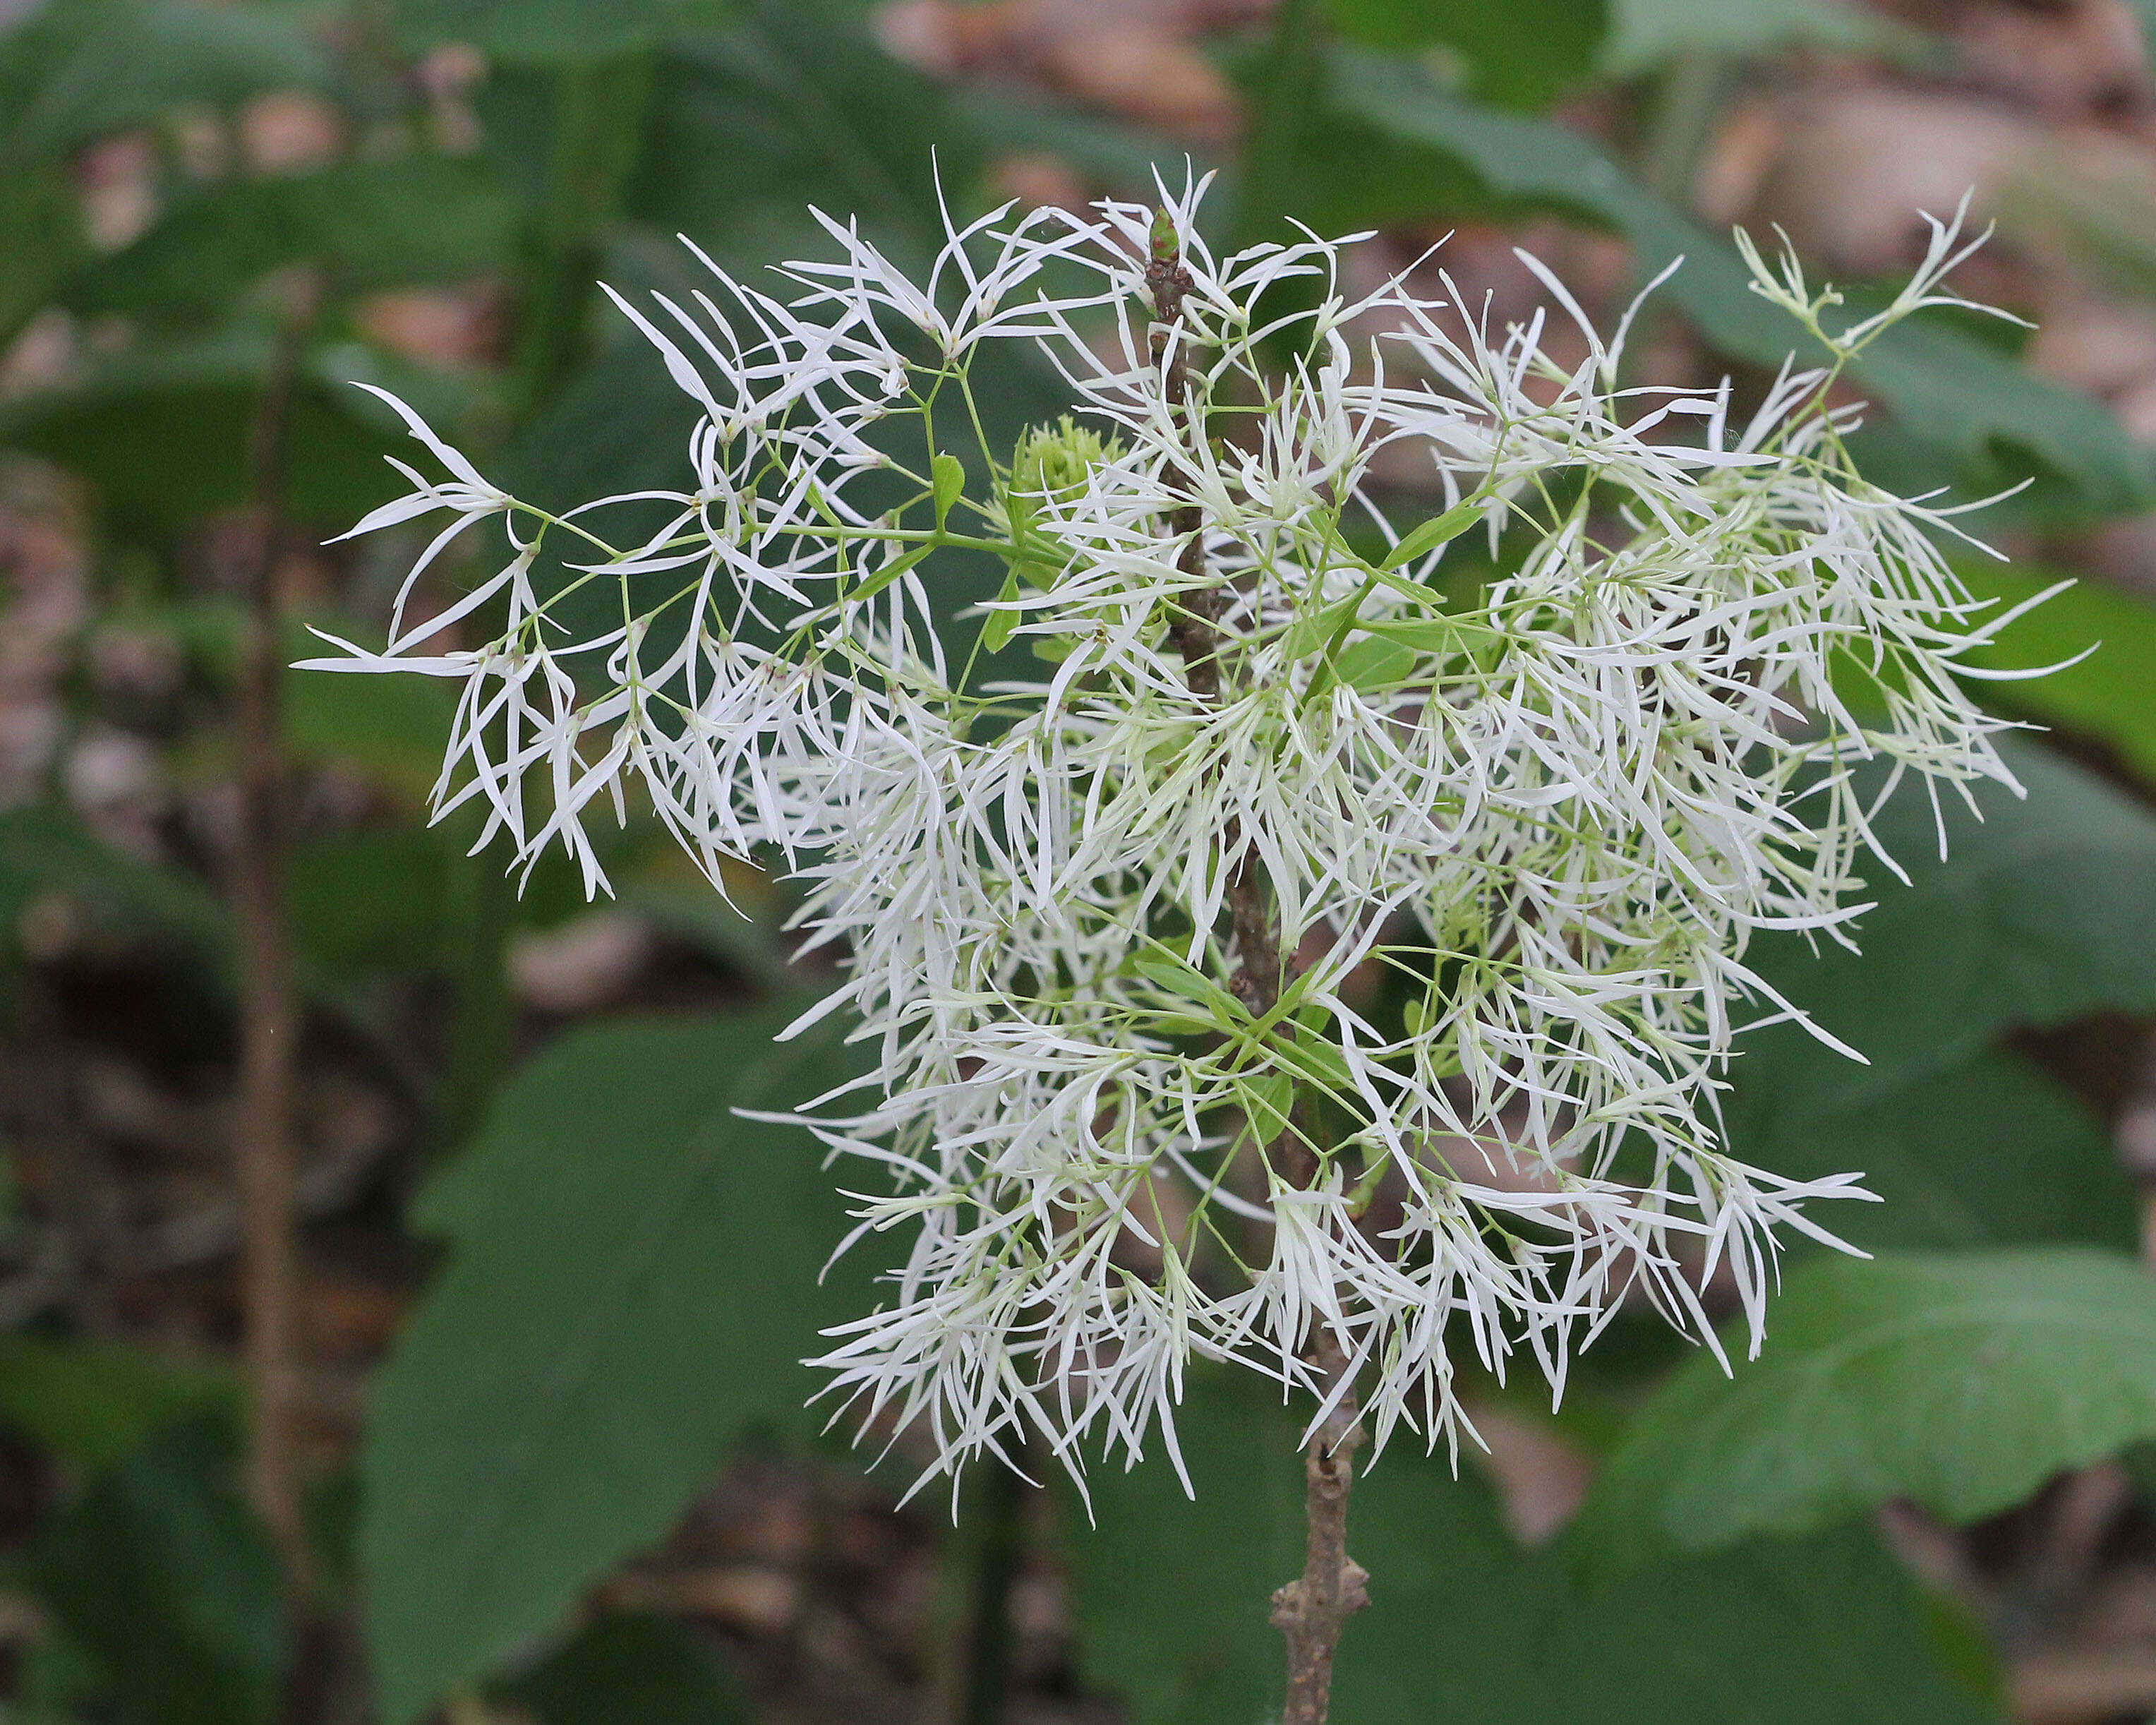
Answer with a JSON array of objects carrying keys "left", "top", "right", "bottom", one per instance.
[
  {"left": 233, "top": 263, "right": 325, "bottom": 1593},
  {"left": 957, "top": 1457, "right": 1029, "bottom": 1725}
]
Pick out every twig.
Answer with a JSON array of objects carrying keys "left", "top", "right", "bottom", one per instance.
[
  {"left": 1149, "top": 216, "right": 1367, "bottom": 1725},
  {"left": 231, "top": 263, "right": 324, "bottom": 1594},
  {"left": 1271, "top": 1327, "right": 1369, "bottom": 1725}
]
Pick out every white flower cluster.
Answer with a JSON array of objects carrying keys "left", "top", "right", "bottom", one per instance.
[{"left": 312, "top": 176, "right": 2040, "bottom": 1495}]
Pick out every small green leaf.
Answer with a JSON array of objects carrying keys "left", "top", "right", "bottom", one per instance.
[
  {"left": 1334, "top": 635, "right": 1418, "bottom": 690},
  {"left": 0, "top": 1338, "right": 236, "bottom": 1472},
  {"left": 1233, "top": 1072, "right": 1296, "bottom": 1144},
  {"left": 1378, "top": 495, "right": 1484, "bottom": 568},
  {"left": 931, "top": 451, "right": 966, "bottom": 529},
  {"left": 1362, "top": 615, "right": 1491, "bottom": 651},
  {"left": 845, "top": 541, "right": 934, "bottom": 605},
  {"left": 1277, "top": 1023, "right": 1356, "bottom": 1098},
  {"left": 982, "top": 568, "right": 1022, "bottom": 654},
  {"left": 1571, "top": 1248, "right": 2156, "bottom": 1575},
  {"left": 1133, "top": 947, "right": 1242, "bottom": 1020},
  {"left": 1277, "top": 593, "right": 1363, "bottom": 663}
]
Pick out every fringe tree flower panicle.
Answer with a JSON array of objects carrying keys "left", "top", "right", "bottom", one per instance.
[{"left": 312, "top": 174, "right": 2032, "bottom": 1496}]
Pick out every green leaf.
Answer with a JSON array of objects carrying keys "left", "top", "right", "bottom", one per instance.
[
  {"left": 1377, "top": 495, "right": 1482, "bottom": 567},
  {"left": 0, "top": 1337, "right": 236, "bottom": 1472},
  {"left": 981, "top": 568, "right": 1023, "bottom": 654},
  {"left": 1133, "top": 946, "right": 1241, "bottom": 1019},
  {"left": 0, "top": 164, "right": 82, "bottom": 350},
  {"left": 630, "top": 4, "right": 984, "bottom": 275},
  {"left": 1073, "top": 1371, "right": 2001, "bottom": 1724},
  {"left": 1330, "top": 49, "right": 2155, "bottom": 512},
  {"left": 1334, "top": 635, "right": 1416, "bottom": 690},
  {"left": 1327, "top": 0, "right": 1607, "bottom": 111},
  {"left": 0, "top": 804, "right": 230, "bottom": 969},
  {"left": 1728, "top": 1046, "right": 2137, "bottom": 1257},
  {"left": 398, "top": 0, "right": 731, "bottom": 62},
  {"left": 0, "top": 334, "right": 409, "bottom": 527},
  {"left": 498, "top": 1612, "right": 752, "bottom": 1725},
  {"left": 361, "top": 1008, "right": 889, "bottom": 1725},
  {"left": 12, "top": 0, "right": 331, "bottom": 160},
  {"left": 35, "top": 1419, "right": 285, "bottom": 1725},
  {"left": 288, "top": 829, "right": 451, "bottom": 978},
  {"left": 1361, "top": 616, "right": 1487, "bottom": 651},
  {"left": 931, "top": 451, "right": 965, "bottom": 528},
  {"left": 1572, "top": 1249, "right": 2156, "bottom": 1574},
  {"left": 1954, "top": 560, "right": 2156, "bottom": 783},
  {"left": 844, "top": 540, "right": 933, "bottom": 605},
  {"left": 1598, "top": 0, "right": 1899, "bottom": 73},
  {"left": 68, "top": 155, "right": 521, "bottom": 322},
  {"left": 1734, "top": 737, "right": 2156, "bottom": 1117},
  {"left": 1231, "top": 1071, "right": 1296, "bottom": 1145}
]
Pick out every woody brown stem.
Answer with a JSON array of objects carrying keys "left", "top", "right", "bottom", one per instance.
[
  {"left": 1271, "top": 1327, "right": 1368, "bottom": 1725},
  {"left": 1150, "top": 216, "right": 1366, "bottom": 1725}
]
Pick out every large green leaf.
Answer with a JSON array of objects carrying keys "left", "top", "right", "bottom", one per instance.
[
  {"left": 35, "top": 1419, "right": 285, "bottom": 1725},
  {"left": 1733, "top": 737, "right": 2156, "bottom": 1117},
  {"left": 361, "top": 1008, "right": 886, "bottom": 1725},
  {"left": 1572, "top": 1249, "right": 2156, "bottom": 1575},
  {"left": 11, "top": 0, "right": 330, "bottom": 160},
  {"left": 1955, "top": 562, "right": 2156, "bottom": 784},
  {"left": 1716, "top": 741, "right": 2154, "bottom": 1273},
  {"left": 1073, "top": 1372, "right": 2001, "bottom": 1724},
  {"left": 68, "top": 155, "right": 520, "bottom": 322},
  {"left": 1728, "top": 1046, "right": 2137, "bottom": 1257},
  {"left": 498, "top": 1612, "right": 752, "bottom": 1725},
  {"left": 397, "top": 0, "right": 734, "bottom": 61},
  {"left": 0, "top": 334, "right": 408, "bottom": 525},
  {"left": 1329, "top": 48, "right": 2155, "bottom": 512},
  {"left": 1598, "top": 0, "right": 1897, "bottom": 73},
  {"left": 287, "top": 829, "right": 451, "bottom": 977},
  {"left": 1327, "top": 0, "right": 1608, "bottom": 110},
  {"left": 630, "top": 2, "right": 983, "bottom": 275}
]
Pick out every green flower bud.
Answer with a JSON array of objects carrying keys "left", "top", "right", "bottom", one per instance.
[{"left": 1000, "top": 415, "right": 1120, "bottom": 591}]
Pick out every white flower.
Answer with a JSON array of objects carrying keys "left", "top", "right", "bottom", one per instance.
[{"left": 314, "top": 172, "right": 2031, "bottom": 1495}]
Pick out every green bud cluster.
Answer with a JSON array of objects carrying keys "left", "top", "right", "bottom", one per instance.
[{"left": 1002, "top": 415, "right": 1119, "bottom": 591}]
